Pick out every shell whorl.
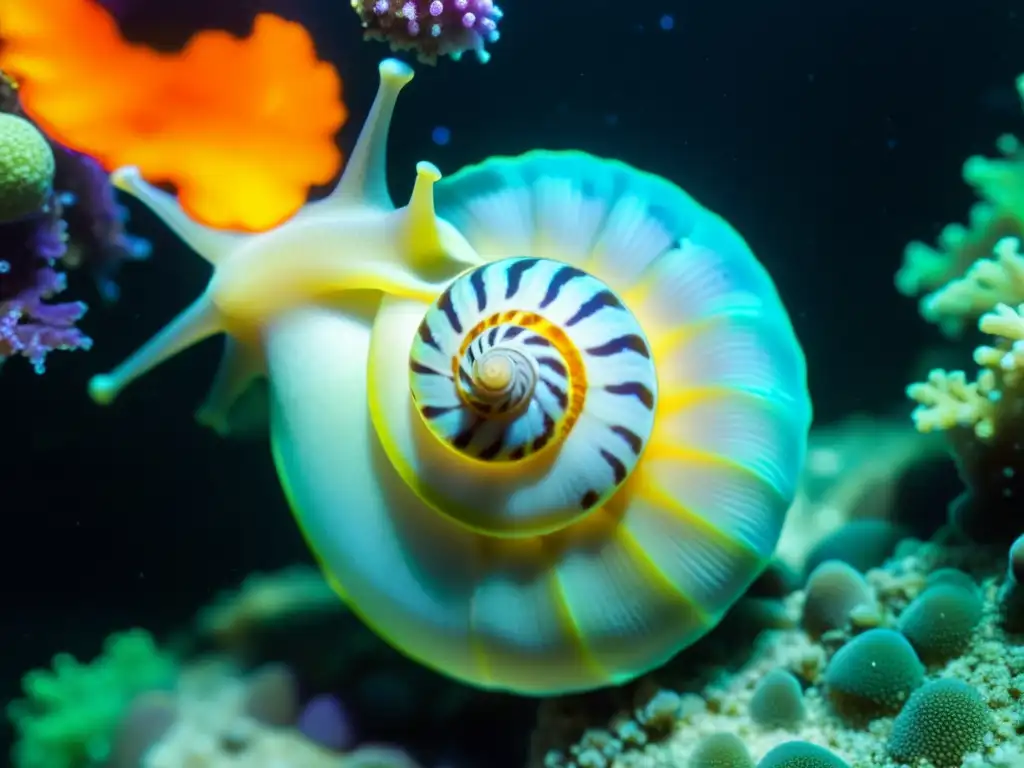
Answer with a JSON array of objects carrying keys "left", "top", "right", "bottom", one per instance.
[
  {"left": 284, "top": 148, "right": 811, "bottom": 696},
  {"left": 408, "top": 256, "right": 658, "bottom": 526}
]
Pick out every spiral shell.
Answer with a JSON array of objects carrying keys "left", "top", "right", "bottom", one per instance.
[
  {"left": 408, "top": 257, "right": 657, "bottom": 533},
  {"left": 270, "top": 150, "right": 812, "bottom": 694}
]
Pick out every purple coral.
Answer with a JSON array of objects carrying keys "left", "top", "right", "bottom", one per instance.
[
  {"left": 0, "top": 187, "right": 92, "bottom": 373},
  {"left": 0, "top": 73, "right": 149, "bottom": 373},
  {"left": 52, "top": 146, "right": 151, "bottom": 303},
  {"left": 353, "top": 0, "right": 503, "bottom": 64}
]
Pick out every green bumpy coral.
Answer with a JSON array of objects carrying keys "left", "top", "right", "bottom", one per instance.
[
  {"left": 823, "top": 628, "right": 924, "bottom": 720},
  {"left": 898, "top": 583, "right": 983, "bottom": 664},
  {"left": 7, "top": 629, "right": 178, "bottom": 768},
  {"left": 756, "top": 741, "right": 849, "bottom": 767},
  {"left": 689, "top": 733, "right": 754, "bottom": 767},
  {"left": 924, "top": 568, "right": 977, "bottom": 594},
  {"left": 800, "top": 560, "right": 873, "bottom": 640},
  {"left": 749, "top": 670, "right": 805, "bottom": 729},
  {"left": 887, "top": 679, "right": 992, "bottom": 768},
  {"left": 0, "top": 111, "right": 55, "bottom": 222}
]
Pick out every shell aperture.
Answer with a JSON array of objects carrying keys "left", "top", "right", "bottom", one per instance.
[
  {"left": 408, "top": 257, "right": 657, "bottom": 528},
  {"left": 272, "top": 149, "right": 812, "bottom": 695}
]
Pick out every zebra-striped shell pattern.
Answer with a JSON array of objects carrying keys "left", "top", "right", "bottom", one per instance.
[{"left": 409, "top": 257, "right": 657, "bottom": 534}]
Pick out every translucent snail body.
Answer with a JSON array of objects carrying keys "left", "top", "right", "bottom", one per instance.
[{"left": 89, "top": 59, "right": 812, "bottom": 694}]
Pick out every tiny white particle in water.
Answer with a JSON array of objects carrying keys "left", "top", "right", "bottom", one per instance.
[{"left": 432, "top": 126, "right": 452, "bottom": 146}]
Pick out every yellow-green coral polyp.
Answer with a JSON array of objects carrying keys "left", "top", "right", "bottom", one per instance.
[{"left": 0, "top": 112, "right": 54, "bottom": 222}]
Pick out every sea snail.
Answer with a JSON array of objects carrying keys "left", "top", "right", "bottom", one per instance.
[{"left": 88, "top": 59, "right": 812, "bottom": 694}]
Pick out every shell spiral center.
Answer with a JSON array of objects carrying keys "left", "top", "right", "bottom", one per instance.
[{"left": 407, "top": 256, "right": 659, "bottom": 533}]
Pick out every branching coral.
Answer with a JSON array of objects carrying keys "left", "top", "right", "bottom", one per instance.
[
  {"left": 52, "top": 144, "right": 151, "bottom": 303},
  {"left": 906, "top": 293, "right": 1024, "bottom": 541},
  {"left": 0, "top": 75, "right": 90, "bottom": 371},
  {"left": 897, "top": 77, "right": 1024, "bottom": 336},
  {"left": 901, "top": 73, "right": 1024, "bottom": 542},
  {"left": 7, "top": 629, "right": 178, "bottom": 768},
  {"left": 0, "top": 70, "right": 150, "bottom": 371}
]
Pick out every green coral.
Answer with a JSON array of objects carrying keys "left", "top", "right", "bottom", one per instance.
[
  {"left": 924, "top": 568, "right": 977, "bottom": 594},
  {"left": 800, "top": 560, "right": 872, "bottom": 640},
  {"left": 689, "top": 733, "right": 753, "bottom": 767},
  {"left": 749, "top": 670, "right": 805, "bottom": 729},
  {"left": 898, "top": 583, "right": 983, "bottom": 664},
  {"left": 897, "top": 75, "right": 1024, "bottom": 542},
  {"left": 823, "top": 628, "right": 923, "bottom": 720},
  {"left": 0, "top": 112, "right": 55, "bottom": 222},
  {"left": 887, "top": 678, "right": 992, "bottom": 768},
  {"left": 7, "top": 629, "right": 178, "bottom": 768},
  {"left": 756, "top": 741, "right": 848, "bottom": 767}
]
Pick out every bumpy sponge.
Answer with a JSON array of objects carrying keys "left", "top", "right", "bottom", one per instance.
[
  {"left": 0, "top": 111, "right": 54, "bottom": 222},
  {"left": 823, "top": 628, "right": 923, "bottom": 720},
  {"left": 7, "top": 629, "right": 177, "bottom": 768},
  {"left": 925, "top": 568, "right": 977, "bottom": 594},
  {"left": 898, "top": 583, "right": 982, "bottom": 663},
  {"left": 800, "top": 561, "right": 873, "bottom": 639},
  {"left": 749, "top": 670, "right": 805, "bottom": 729},
  {"left": 887, "top": 679, "right": 992, "bottom": 768},
  {"left": 689, "top": 732, "right": 754, "bottom": 767},
  {"left": 756, "top": 741, "right": 849, "bottom": 767}
]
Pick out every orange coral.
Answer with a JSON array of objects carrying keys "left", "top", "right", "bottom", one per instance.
[{"left": 0, "top": 0, "right": 347, "bottom": 231}]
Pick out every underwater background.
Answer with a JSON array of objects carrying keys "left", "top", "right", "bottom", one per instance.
[{"left": 2, "top": 0, "right": 1023, "bottom": 766}]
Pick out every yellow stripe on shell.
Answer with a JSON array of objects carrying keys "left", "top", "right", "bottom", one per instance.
[
  {"left": 469, "top": 531, "right": 608, "bottom": 687},
  {"left": 631, "top": 459, "right": 765, "bottom": 560},
  {"left": 550, "top": 489, "right": 715, "bottom": 682},
  {"left": 452, "top": 309, "right": 588, "bottom": 449}
]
